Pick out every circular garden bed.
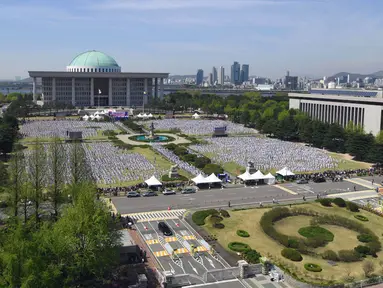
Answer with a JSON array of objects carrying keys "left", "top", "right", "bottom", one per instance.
[
  {"left": 228, "top": 242, "right": 250, "bottom": 252},
  {"left": 237, "top": 230, "right": 250, "bottom": 237},
  {"left": 298, "top": 226, "right": 334, "bottom": 242},
  {"left": 354, "top": 215, "right": 369, "bottom": 222},
  {"left": 304, "top": 263, "right": 322, "bottom": 272}
]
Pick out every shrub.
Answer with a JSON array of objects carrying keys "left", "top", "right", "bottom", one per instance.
[
  {"left": 304, "top": 263, "right": 322, "bottom": 272},
  {"left": 304, "top": 235, "right": 329, "bottom": 248},
  {"left": 332, "top": 198, "right": 346, "bottom": 207},
  {"left": 182, "top": 153, "right": 197, "bottom": 163},
  {"left": 321, "top": 250, "right": 338, "bottom": 261},
  {"left": 161, "top": 174, "right": 188, "bottom": 182},
  {"left": 298, "top": 226, "right": 334, "bottom": 242},
  {"left": 165, "top": 143, "right": 177, "bottom": 151},
  {"left": 220, "top": 209, "right": 230, "bottom": 218},
  {"left": 338, "top": 250, "right": 361, "bottom": 262},
  {"left": 228, "top": 242, "right": 251, "bottom": 252},
  {"left": 209, "top": 215, "right": 223, "bottom": 224},
  {"left": 317, "top": 198, "right": 332, "bottom": 207},
  {"left": 237, "top": 230, "right": 250, "bottom": 237},
  {"left": 213, "top": 223, "right": 225, "bottom": 229},
  {"left": 281, "top": 248, "right": 303, "bottom": 262},
  {"left": 288, "top": 238, "right": 299, "bottom": 249},
  {"left": 357, "top": 234, "right": 374, "bottom": 243},
  {"left": 202, "top": 163, "right": 224, "bottom": 175},
  {"left": 192, "top": 209, "right": 218, "bottom": 226},
  {"left": 195, "top": 157, "right": 211, "bottom": 169},
  {"left": 354, "top": 215, "right": 368, "bottom": 222},
  {"left": 354, "top": 245, "right": 371, "bottom": 256},
  {"left": 243, "top": 249, "right": 261, "bottom": 264},
  {"left": 174, "top": 146, "right": 188, "bottom": 156},
  {"left": 346, "top": 201, "right": 359, "bottom": 212}
]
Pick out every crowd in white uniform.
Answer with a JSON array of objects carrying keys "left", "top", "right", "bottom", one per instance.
[
  {"left": 137, "top": 119, "right": 256, "bottom": 135},
  {"left": 20, "top": 120, "right": 118, "bottom": 139},
  {"left": 190, "top": 137, "right": 338, "bottom": 173},
  {"left": 152, "top": 144, "right": 202, "bottom": 176}
]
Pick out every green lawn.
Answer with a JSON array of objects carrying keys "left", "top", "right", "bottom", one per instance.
[
  {"left": 203, "top": 202, "right": 383, "bottom": 284},
  {"left": 329, "top": 152, "right": 371, "bottom": 170}
]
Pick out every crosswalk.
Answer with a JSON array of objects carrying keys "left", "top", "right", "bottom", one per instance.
[{"left": 124, "top": 209, "right": 186, "bottom": 222}]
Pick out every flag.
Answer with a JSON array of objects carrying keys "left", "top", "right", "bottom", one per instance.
[{"left": 98, "top": 89, "right": 102, "bottom": 95}]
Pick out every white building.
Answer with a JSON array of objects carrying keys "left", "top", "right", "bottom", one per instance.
[
  {"left": 289, "top": 89, "right": 383, "bottom": 135},
  {"left": 29, "top": 50, "right": 168, "bottom": 107}
]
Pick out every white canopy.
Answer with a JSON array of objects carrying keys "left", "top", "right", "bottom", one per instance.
[
  {"left": 137, "top": 113, "right": 144, "bottom": 118},
  {"left": 145, "top": 175, "right": 162, "bottom": 186},
  {"left": 264, "top": 173, "right": 276, "bottom": 185},
  {"left": 251, "top": 170, "right": 266, "bottom": 180},
  {"left": 238, "top": 171, "right": 253, "bottom": 181},
  {"left": 191, "top": 173, "right": 207, "bottom": 184},
  {"left": 89, "top": 115, "right": 95, "bottom": 120},
  {"left": 94, "top": 114, "right": 102, "bottom": 120},
  {"left": 148, "top": 113, "right": 153, "bottom": 118},
  {"left": 82, "top": 115, "right": 89, "bottom": 120},
  {"left": 192, "top": 113, "right": 200, "bottom": 119},
  {"left": 142, "top": 113, "right": 148, "bottom": 118},
  {"left": 276, "top": 167, "right": 295, "bottom": 177},
  {"left": 205, "top": 173, "right": 222, "bottom": 183}
]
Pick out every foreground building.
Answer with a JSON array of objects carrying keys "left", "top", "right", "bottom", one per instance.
[
  {"left": 289, "top": 88, "right": 383, "bottom": 135},
  {"left": 29, "top": 50, "right": 169, "bottom": 107}
]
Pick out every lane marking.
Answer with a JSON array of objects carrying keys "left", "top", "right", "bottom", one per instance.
[
  {"left": 146, "top": 239, "right": 159, "bottom": 245},
  {"left": 345, "top": 178, "right": 375, "bottom": 190},
  {"left": 183, "top": 235, "right": 196, "bottom": 240},
  {"left": 165, "top": 237, "right": 177, "bottom": 243},
  {"left": 153, "top": 250, "right": 169, "bottom": 257},
  {"left": 274, "top": 184, "right": 298, "bottom": 195},
  {"left": 328, "top": 190, "right": 376, "bottom": 198}
]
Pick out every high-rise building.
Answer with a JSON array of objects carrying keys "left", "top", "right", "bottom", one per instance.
[
  {"left": 212, "top": 67, "right": 217, "bottom": 84},
  {"left": 285, "top": 75, "right": 299, "bottom": 90},
  {"left": 240, "top": 64, "right": 249, "bottom": 83},
  {"left": 218, "top": 66, "right": 225, "bottom": 85},
  {"left": 196, "top": 69, "right": 204, "bottom": 85},
  {"left": 231, "top": 61, "right": 241, "bottom": 85},
  {"left": 208, "top": 73, "right": 213, "bottom": 85}
]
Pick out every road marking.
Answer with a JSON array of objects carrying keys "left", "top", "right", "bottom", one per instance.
[
  {"left": 165, "top": 237, "right": 177, "bottom": 242},
  {"left": 175, "top": 247, "right": 189, "bottom": 254},
  {"left": 195, "top": 246, "right": 208, "bottom": 252},
  {"left": 274, "top": 184, "right": 298, "bottom": 195},
  {"left": 357, "top": 178, "right": 382, "bottom": 187},
  {"left": 349, "top": 195, "right": 381, "bottom": 201},
  {"left": 183, "top": 235, "right": 196, "bottom": 240},
  {"left": 123, "top": 209, "right": 186, "bottom": 222},
  {"left": 153, "top": 250, "right": 169, "bottom": 257},
  {"left": 146, "top": 239, "right": 159, "bottom": 245},
  {"left": 328, "top": 190, "right": 376, "bottom": 199},
  {"left": 345, "top": 178, "right": 375, "bottom": 190},
  {"left": 207, "top": 257, "right": 215, "bottom": 268},
  {"left": 188, "top": 261, "right": 198, "bottom": 274}
]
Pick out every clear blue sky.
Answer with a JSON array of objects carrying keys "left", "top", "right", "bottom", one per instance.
[{"left": 0, "top": 0, "right": 382, "bottom": 79}]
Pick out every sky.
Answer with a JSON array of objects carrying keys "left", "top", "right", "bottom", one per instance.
[{"left": 0, "top": 0, "right": 382, "bottom": 79}]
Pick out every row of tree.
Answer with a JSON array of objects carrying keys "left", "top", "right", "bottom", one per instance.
[{"left": 155, "top": 91, "right": 383, "bottom": 164}]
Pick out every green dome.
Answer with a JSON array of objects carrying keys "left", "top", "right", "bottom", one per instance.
[{"left": 68, "top": 50, "right": 119, "bottom": 68}]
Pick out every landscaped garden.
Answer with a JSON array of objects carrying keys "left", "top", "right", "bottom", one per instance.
[{"left": 196, "top": 201, "right": 383, "bottom": 286}]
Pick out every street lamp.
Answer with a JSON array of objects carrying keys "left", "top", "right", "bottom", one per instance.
[{"left": 143, "top": 91, "right": 147, "bottom": 113}]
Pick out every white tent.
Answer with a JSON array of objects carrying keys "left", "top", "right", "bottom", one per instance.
[
  {"left": 238, "top": 171, "right": 253, "bottom": 181},
  {"left": 142, "top": 113, "right": 149, "bottom": 118},
  {"left": 276, "top": 167, "right": 295, "bottom": 177},
  {"left": 192, "top": 113, "right": 200, "bottom": 119},
  {"left": 251, "top": 170, "right": 266, "bottom": 180},
  {"left": 89, "top": 115, "right": 95, "bottom": 120},
  {"left": 137, "top": 113, "right": 144, "bottom": 118},
  {"left": 191, "top": 173, "right": 207, "bottom": 184},
  {"left": 82, "top": 115, "right": 89, "bottom": 121},
  {"left": 148, "top": 113, "right": 153, "bottom": 118},
  {"left": 145, "top": 176, "right": 162, "bottom": 186},
  {"left": 94, "top": 114, "right": 102, "bottom": 120},
  {"left": 264, "top": 173, "right": 276, "bottom": 185},
  {"left": 205, "top": 173, "right": 222, "bottom": 183}
]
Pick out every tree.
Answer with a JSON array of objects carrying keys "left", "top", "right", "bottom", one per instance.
[
  {"left": 240, "top": 110, "right": 250, "bottom": 125},
  {"left": 48, "top": 138, "right": 66, "bottom": 219},
  {"left": 202, "top": 164, "right": 224, "bottom": 175},
  {"left": 70, "top": 142, "right": 91, "bottom": 186},
  {"left": 0, "top": 161, "right": 8, "bottom": 189},
  {"left": 323, "top": 123, "right": 345, "bottom": 152},
  {"left": 345, "top": 132, "right": 375, "bottom": 161},
  {"left": 8, "top": 151, "right": 25, "bottom": 217},
  {"left": 362, "top": 261, "right": 375, "bottom": 278},
  {"left": 376, "top": 130, "right": 383, "bottom": 144},
  {"left": 311, "top": 120, "right": 328, "bottom": 147},
  {"left": 0, "top": 125, "right": 16, "bottom": 156},
  {"left": 28, "top": 139, "right": 47, "bottom": 223}
]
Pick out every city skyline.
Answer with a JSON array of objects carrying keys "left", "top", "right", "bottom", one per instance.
[{"left": 0, "top": 0, "right": 382, "bottom": 79}]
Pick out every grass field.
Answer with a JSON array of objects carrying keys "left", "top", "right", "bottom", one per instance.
[
  {"left": 329, "top": 152, "right": 371, "bottom": 170},
  {"left": 203, "top": 202, "right": 383, "bottom": 284}
]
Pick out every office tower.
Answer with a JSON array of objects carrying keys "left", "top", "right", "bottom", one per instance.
[
  {"left": 286, "top": 70, "right": 290, "bottom": 77},
  {"left": 208, "top": 73, "right": 213, "bottom": 85},
  {"left": 212, "top": 67, "right": 217, "bottom": 84},
  {"left": 347, "top": 74, "right": 350, "bottom": 84},
  {"left": 231, "top": 61, "right": 241, "bottom": 84},
  {"left": 218, "top": 66, "right": 225, "bottom": 85},
  {"left": 196, "top": 69, "right": 204, "bottom": 85},
  {"left": 284, "top": 75, "right": 298, "bottom": 90},
  {"left": 241, "top": 64, "right": 249, "bottom": 83}
]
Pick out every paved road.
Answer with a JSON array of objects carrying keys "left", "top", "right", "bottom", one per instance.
[{"left": 113, "top": 179, "right": 370, "bottom": 214}]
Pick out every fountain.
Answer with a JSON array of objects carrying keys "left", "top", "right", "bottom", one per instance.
[{"left": 133, "top": 122, "right": 171, "bottom": 143}]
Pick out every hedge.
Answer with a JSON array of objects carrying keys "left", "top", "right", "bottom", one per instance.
[
  {"left": 161, "top": 174, "right": 188, "bottom": 182},
  {"left": 220, "top": 209, "right": 230, "bottom": 218},
  {"left": 321, "top": 250, "right": 338, "bottom": 261},
  {"left": 213, "top": 223, "right": 225, "bottom": 229},
  {"left": 332, "top": 198, "right": 346, "bottom": 207},
  {"left": 298, "top": 226, "right": 334, "bottom": 242},
  {"left": 237, "top": 230, "right": 250, "bottom": 237},
  {"left": 209, "top": 215, "right": 223, "bottom": 224},
  {"left": 228, "top": 242, "right": 251, "bottom": 252},
  {"left": 354, "top": 214, "right": 368, "bottom": 222},
  {"left": 346, "top": 201, "right": 359, "bottom": 212},
  {"left": 243, "top": 249, "right": 261, "bottom": 264},
  {"left": 281, "top": 248, "right": 303, "bottom": 262},
  {"left": 357, "top": 234, "right": 374, "bottom": 243},
  {"left": 354, "top": 245, "right": 371, "bottom": 257},
  {"left": 192, "top": 209, "right": 218, "bottom": 226},
  {"left": 338, "top": 250, "right": 361, "bottom": 262},
  {"left": 304, "top": 263, "right": 322, "bottom": 272},
  {"left": 316, "top": 198, "right": 332, "bottom": 207}
]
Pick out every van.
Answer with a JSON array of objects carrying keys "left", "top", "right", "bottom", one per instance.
[{"left": 158, "top": 222, "right": 172, "bottom": 236}]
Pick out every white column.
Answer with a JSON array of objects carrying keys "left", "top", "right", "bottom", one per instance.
[
  {"left": 356, "top": 107, "right": 360, "bottom": 126},
  {"left": 90, "top": 78, "right": 94, "bottom": 106},
  {"left": 71, "top": 78, "right": 75, "bottom": 106},
  {"left": 109, "top": 78, "right": 113, "bottom": 106},
  {"left": 126, "top": 78, "right": 130, "bottom": 107},
  {"left": 52, "top": 78, "right": 56, "bottom": 102},
  {"left": 144, "top": 78, "right": 148, "bottom": 105},
  {"left": 160, "top": 78, "right": 164, "bottom": 99},
  {"left": 32, "top": 77, "right": 37, "bottom": 103},
  {"left": 154, "top": 77, "right": 158, "bottom": 98}
]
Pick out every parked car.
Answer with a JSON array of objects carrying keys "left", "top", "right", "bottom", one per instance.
[
  {"left": 181, "top": 187, "right": 196, "bottom": 194},
  {"left": 127, "top": 191, "right": 141, "bottom": 198},
  {"left": 158, "top": 222, "right": 172, "bottom": 236},
  {"left": 313, "top": 177, "right": 326, "bottom": 183},
  {"left": 163, "top": 189, "right": 176, "bottom": 195},
  {"left": 142, "top": 191, "right": 158, "bottom": 197},
  {"left": 296, "top": 179, "right": 309, "bottom": 184}
]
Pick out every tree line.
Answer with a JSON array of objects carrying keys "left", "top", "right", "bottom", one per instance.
[{"left": 154, "top": 92, "right": 383, "bottom": 164}]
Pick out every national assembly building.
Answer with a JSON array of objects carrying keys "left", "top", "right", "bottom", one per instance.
[{"left": 29, "top": 50, "right": 169, "bottom": 107}]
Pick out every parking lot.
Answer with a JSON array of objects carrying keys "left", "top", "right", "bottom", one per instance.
[
  {"left": 135, "top": 216, "right": 228, "bottom": 285},
  {"left": 279, "top": 180, "right": 367, "bottom": 195}
]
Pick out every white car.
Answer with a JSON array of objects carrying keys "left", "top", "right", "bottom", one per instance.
[{"left": 163, "top": 189, "right": 176, "bottom": 195}]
